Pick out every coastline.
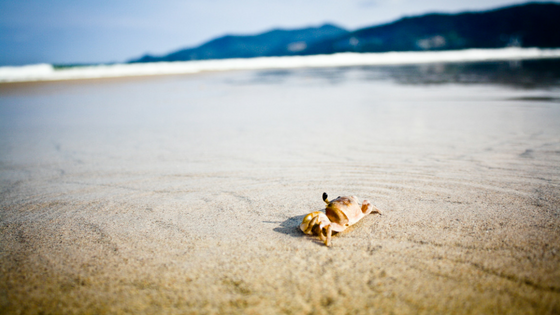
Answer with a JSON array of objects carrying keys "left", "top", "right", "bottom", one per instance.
[{"left": 2, "top": 47, "right": 560, "bottom": 83}]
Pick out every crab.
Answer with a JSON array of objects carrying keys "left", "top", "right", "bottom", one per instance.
[{"left": 299, "top": 192, "right": 382, "bottom": 246}]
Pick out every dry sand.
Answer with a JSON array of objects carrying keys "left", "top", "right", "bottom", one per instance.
[{"left": 1, "top": 66, "right": 559, "bottom": 314}]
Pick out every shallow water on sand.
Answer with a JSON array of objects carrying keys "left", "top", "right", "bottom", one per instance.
[{"left": 1, "top": 60, "right": 559, "bottom": 314}]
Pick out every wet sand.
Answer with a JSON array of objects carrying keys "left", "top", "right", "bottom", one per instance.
[{"left": 1, "top": 64, "right": 560, "bottom": 314}]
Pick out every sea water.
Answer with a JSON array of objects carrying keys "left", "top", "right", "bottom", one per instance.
[{"left": 0, "top": 59, "right": 559, "bottom": 186}]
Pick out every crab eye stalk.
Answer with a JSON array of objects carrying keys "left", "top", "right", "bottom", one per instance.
[{"left": 322, "top": 192, "right": 329, "bottom": 204}]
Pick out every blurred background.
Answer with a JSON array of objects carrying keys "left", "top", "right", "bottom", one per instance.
[{"left": 1, "top": 0, "right": 559, "bottom": 66}]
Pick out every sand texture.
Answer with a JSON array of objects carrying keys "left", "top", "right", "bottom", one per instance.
[{"left": 1, "top": 65, "right": 560, "bottom": 314}]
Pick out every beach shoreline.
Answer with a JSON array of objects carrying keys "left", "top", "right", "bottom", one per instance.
[{"left": 2, "top": 47, "right": 560, "bottom": 83}]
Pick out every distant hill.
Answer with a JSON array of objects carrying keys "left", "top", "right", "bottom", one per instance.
[
  {"left": 132, "top": 24, "right": 348, "bottom": 63},
  {"left": 130, "top": 2, "right": 560, "bottom": 63},
  {"left": 304, "top": 2, "right": 560, "bottom": 55}
]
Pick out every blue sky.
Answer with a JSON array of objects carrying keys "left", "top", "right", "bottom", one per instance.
[{"left": 0, "top": 0, "right": 558, "bottom": 66}]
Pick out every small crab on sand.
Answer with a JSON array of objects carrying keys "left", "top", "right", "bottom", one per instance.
[{"left": 300, "top": 193, "right": 382, "bottom": 246}]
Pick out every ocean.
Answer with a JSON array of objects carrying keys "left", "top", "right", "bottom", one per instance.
[{"left": 1, "top": 57, "right": 559, "bottom": 190}]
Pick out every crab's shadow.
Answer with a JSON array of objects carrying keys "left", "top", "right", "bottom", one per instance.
[{"left": 270, "top": 214, "right": 306, "bottom": 238}]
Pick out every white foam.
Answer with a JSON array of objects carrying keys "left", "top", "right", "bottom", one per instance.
[{"left": 2, "top": 47, "right": 560, "bottom": 83}]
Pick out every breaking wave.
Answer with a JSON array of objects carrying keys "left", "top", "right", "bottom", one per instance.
[{"left": 1, "top": 47, "right": 560, "bottom": 83}]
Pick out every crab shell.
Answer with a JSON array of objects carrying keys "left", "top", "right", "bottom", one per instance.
[
  {"left": 326, "top": 196, "right": 376, "bottom": 232},
  {"left": 300, "top": 194, "right": 382, "bottom": 245}
]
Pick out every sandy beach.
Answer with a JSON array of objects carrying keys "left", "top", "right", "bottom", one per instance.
[{"left": 1, "top": 63, "right": 559, "bottom": 314}]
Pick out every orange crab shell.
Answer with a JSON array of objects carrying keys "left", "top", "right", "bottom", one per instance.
[{"left": 325, "top": 196, "right": 376, "bottom": 232}]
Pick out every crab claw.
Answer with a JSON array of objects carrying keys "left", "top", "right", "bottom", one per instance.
[
  {"left": 299, "top": 211, "right": 333, "bottom": 246},
  {"left": 300, "top": 211, "right": 319, "bottom": 235},
  {"left": 299, "top": 211, "right": 328, "bottom": 234}
]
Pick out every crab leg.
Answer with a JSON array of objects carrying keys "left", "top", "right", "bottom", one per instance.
[
  {"left": 324, "top": 225, "right": 332, "bottom": 247},
  {"left": 370, "top": 204, "right": 382, "bottom": 215},
  {"left": 361, "top": 200, "right": 382, "bottom": 215},
  {"left": 319, "top": 226, "right": 326, "bottom": 242}
]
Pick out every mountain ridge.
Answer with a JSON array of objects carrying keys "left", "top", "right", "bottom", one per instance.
[
  {"left": 130, "top": 2, "right": 560, "bottom": 63},
  {"left": 133, "top": 24, "right": 349, "bottom": 63}
]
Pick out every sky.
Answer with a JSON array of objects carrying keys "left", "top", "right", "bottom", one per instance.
[{"left": 1, "top": 0, "right": 558, "bottom": 66}]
